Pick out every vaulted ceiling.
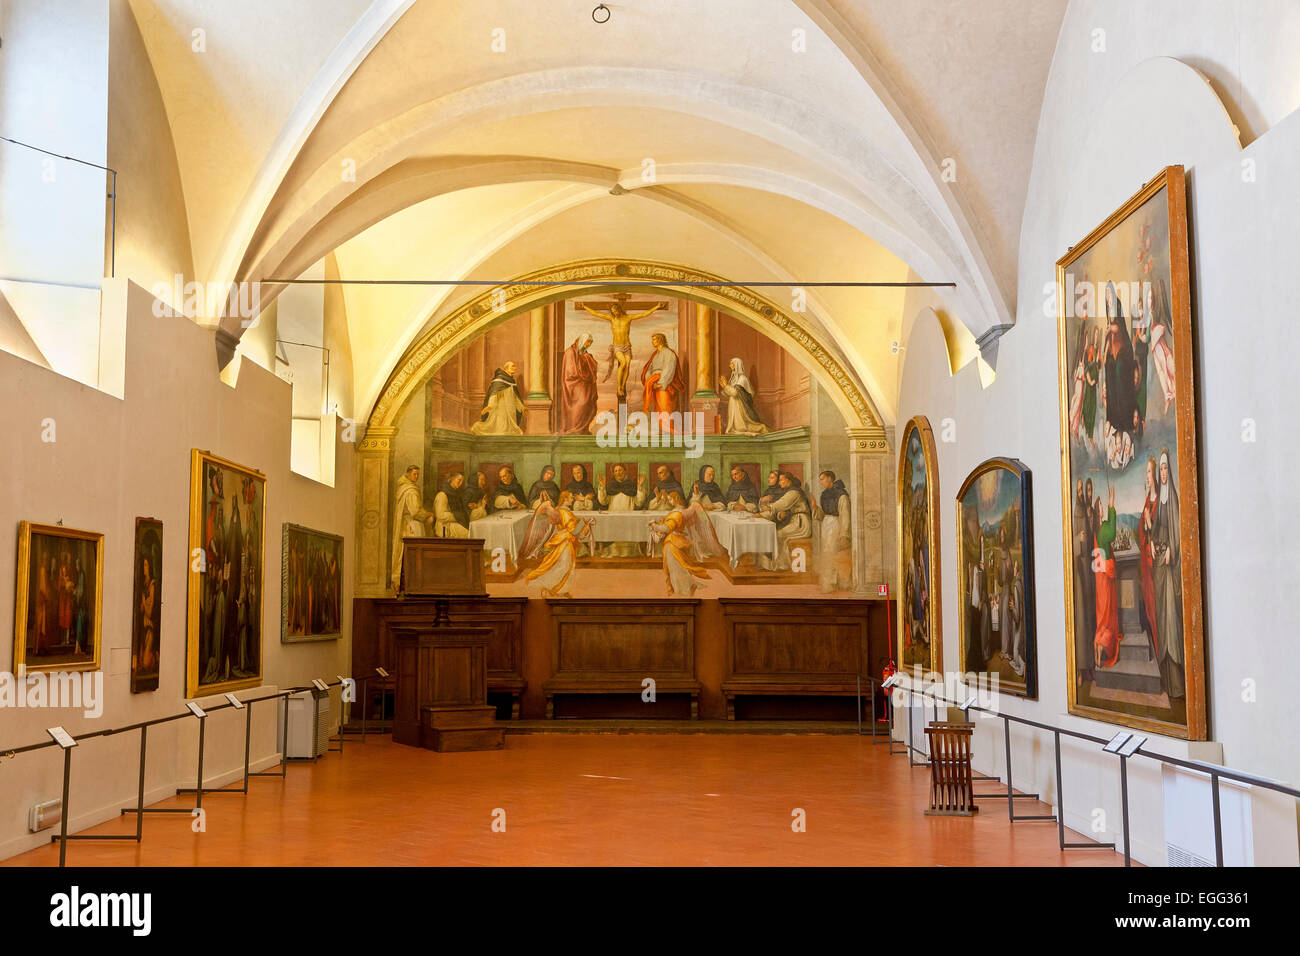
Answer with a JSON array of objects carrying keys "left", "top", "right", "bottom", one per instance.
[{"left": 125, "top": 0, "right": 1070, "bottom": 425}]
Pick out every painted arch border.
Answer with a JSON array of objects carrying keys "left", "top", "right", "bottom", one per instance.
[
  {"left": 955, "top": 456, "right": 1038, "bottom": 701},
  {"left": 896, "top": 415, "right": 941, "bottom": 675},
  {"left": 365, "top": 258, "right": 883, "bottom": 433}
]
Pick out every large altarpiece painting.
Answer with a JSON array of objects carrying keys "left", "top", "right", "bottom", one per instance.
[{"left": 1055, "top": 165, "right": 1206, "bottom": 739}]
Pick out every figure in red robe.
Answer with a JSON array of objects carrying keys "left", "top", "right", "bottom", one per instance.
[
  {"left": 560, "top": 333, "right": 600, "bottom": 434},
  {"left": 641, "top": 333, "right": 687, "bottom": 434}
]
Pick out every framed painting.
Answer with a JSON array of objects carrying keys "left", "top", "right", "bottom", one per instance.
[
  {"left": 956, "top": 459, "right": 1037, "bottom": 699},
  {"left": 897, "top": 416, "right": 941, "bottom": 675},
  {"left": 1055, "top": 165, "right": 1206, "bottom": 739},
  {"left": 13, "top": 522, "right": 103, "bottom": 675},
  {"left": 131, "top": 517, "right": 163, "bottom": 693},
  {"left": 281, "top": 523, "right": 344, "bottom": 643},
  {"left": 186, "top": 450, "right": 266, "bottom": 698}
]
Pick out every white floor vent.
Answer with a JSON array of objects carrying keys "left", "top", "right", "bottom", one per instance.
[{"left": 1162, "top": 764, "right": 1253, "bottom": 866}]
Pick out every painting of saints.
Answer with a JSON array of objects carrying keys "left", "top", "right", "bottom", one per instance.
[
  {"left": 1056, "top": 167, "right": 1203, "bottom": 737},
  {"left": 471, "top": 361, "right": 525, "bottom": 435},
  {"left": 898, "top": 417, "right": 940, "bottom": 673},
  {"left": 433, "top": 472, "right": 471, "bottom": 537},
  {"left": 391, "top": 464, "right": 432, "bottom": 589},
  {"left": 187, "top": 451, "right": 264, "bottom": 697},
  {"left": 756, "top": 472, "right": 812, "bottom": 571},
  {"left": 641, "top": 333, "right": 687, "bottom": 434},
  {"left": 577, "top": 295, "right": 667, "bottom": 401},
  {"left": 718, "top": 357, "right": 769, "bottom": 435},
  {"left": 560, "top": 334, "right": 600, "bottom": 434},
  {"left": 1151, "top": 449, "right": 1184, "bottom": 699},
  {"left": 14, "top": 523, "right": 103, "bottom": 675},
  {"left": 649, "top": 505, "right": 723, "bottom": 596},
  {"left": 521, "top": 494, "right": 593, "bottom": 598},
  {"left": 491, "top": 466, "right": 528, "bottom": 511},
  {"left": 597, "top": 464, "right": 645, "bottom": 557},
  {"left": 465, "top": 471, "right": 489, "bottom": 521},
  {"left": 814, "top": 470, "right": 851, "bottom": 592},
  {"left": 724, "top": 466, "right": 760, "bottom": 512},
  {"left": 563, "top": 465, "right": 597, "bottom": 511},
  {"left": 528, "top": 466, "right": 562, "bottom": 508},
  {"left": 131, "top": 518, "right": 163, "bottom": 692},
  {"left": 689, "top": 465, "right": 725, "bottom": 511}
]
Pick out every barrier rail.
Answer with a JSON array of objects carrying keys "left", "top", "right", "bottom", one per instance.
[
  {"left": 1, "top": 677, "right": 360, "bottom": 867},
  {"left": 857, "top": 671, "right": 1300, "bottom": 866}
]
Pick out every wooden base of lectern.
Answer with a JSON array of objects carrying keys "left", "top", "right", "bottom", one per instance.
[
  {"left": 423, "top": 704, "right": 504, "bottom": 752},
  {"left": 393, "top": 622, "right": 503, "bottom": 753}
]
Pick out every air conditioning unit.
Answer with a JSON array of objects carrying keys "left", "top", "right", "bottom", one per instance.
[{"left": 281, "top": 688, "right": 330, "bottom": 759}]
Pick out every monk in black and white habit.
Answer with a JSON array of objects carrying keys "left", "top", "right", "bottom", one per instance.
[
  {"left": 490, "top": 466, "right": 528, "bottom": 511},
  {"left": 598, "top": 464, "right": 646, "bottom": 556},
  {"left": 724, "top": 466, "right": 760, "bottom": 512},
  {"left": 527, "top": 466, "right": 562, "bottom": 509},
  {"left": 649, "top": 465, "right": 685, "bottom": 509},
  {"left": 471, "top": 361, "right": 525, "bottom": 435},
  {"left": 814, "top": 470, "right": 851, "bottom": 591},
  {"left": 563, "top": 465, "right": 597, "bottom": 512}
]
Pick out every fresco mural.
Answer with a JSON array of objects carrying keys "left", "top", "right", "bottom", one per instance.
[{"left": 389, "top": 296, "right": 859, "bottom": 599}]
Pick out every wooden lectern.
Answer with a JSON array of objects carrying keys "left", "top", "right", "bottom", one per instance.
[{"left": 391, "top": 537, "right": 503, "bottom": 751}]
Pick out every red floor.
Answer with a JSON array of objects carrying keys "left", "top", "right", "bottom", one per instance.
[{"left": 6, "top": 733, "right": 1125, "bottom": 866}]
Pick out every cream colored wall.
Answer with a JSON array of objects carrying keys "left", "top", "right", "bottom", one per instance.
[
  {"left": 0, "top": 279, "right": 356, "bottom": 861},
  {"left": 107, "top": 0, "right": 194, "bottom": 310},
  {"left": 895, "top": 0, "right": 1300, "bottom": 865}
]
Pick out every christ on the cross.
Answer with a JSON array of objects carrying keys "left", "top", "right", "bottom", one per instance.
[{"left": 577, "top": 293, "right": 668, "bottom": 401}]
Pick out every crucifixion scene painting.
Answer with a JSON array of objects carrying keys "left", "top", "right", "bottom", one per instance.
[{"left": 387, "top": 295, "right": 861, "bottom": 598}]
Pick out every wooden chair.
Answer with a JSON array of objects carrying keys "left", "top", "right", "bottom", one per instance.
[{"left": 923, "top": 721, "right": 979, "bottom": 816}]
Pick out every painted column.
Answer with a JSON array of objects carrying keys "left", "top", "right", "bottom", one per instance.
[
  {"left": 690, "top": 302, "right": 719, "bottom": 433},
  {"left": 355, "top": 425, "right": 397, "bottom": 597},
  {"left": 524, "top": 305, "right": 553, "bottom": 434},
  {"left": 846, "top": 425, "right": 894, "bottom": 596}
]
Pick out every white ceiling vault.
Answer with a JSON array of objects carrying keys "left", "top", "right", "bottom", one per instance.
[{"left": 125, "top": 0, "right": 1070, "bottom": 426}]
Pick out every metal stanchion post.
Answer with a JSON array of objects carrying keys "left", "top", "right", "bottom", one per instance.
[
  {"left": 57, "top": 747, "right": 72, "bottom": 868},
  {"left": 1119, "top": 754, "right": 1132, "bottom": 866},
  {"left": 1211, "top": 772, "right": 1224, "bottom": 867},
  {"left": 134, "top": 726, "right": 146, "bottom": 840},
  {"left": 241, "top": 701, "right": 252, "bottom": 790},
  {"left": 195, "top": 714, "right": 206, "bottom": 812}
]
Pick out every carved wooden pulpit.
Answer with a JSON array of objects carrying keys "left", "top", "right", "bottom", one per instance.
[{"left": 391, "top": 537, "right": 502, "bottom": 751}]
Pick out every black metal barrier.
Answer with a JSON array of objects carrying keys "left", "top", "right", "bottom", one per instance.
[
  {"left": 1, "top": 677, "right": 362, "bottom": 867},
  {"left": 856, "top": 671, "right": 1300, "bottom": 866}
]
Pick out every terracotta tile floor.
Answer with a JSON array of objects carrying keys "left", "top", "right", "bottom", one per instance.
[{"left": 6, "top": 734, "right": 1125, "bottom": 866}]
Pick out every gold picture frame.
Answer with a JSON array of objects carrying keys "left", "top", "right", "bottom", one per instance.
[
  {"left": 897, "top": 416, "right": 941, "bottom": 675},
  {"left": 13, "top": 522, "right": 104, "bottom": 675},
  {"left": 186, "top": 449, "right": 266, "bottom": 698},
  {"left": 955, "top": 458, "right": 1037, "bottom": 699},
  {"left": 1055, "top": 165, "right": 1206, "bottom": 739}
]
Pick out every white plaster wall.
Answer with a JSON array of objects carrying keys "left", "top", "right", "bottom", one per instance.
[
  {"left": 896, "top": 3, "right": 1300, "bottom": 865},
  {"left": 0, "top": 280, "right": 355, "bottom": 860}
]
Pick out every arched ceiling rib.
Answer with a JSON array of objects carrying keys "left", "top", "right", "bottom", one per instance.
[{"left": 124, "top": 0, "right": 1072, "bottom": 423}]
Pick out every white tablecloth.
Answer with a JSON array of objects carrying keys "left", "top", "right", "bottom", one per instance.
[
  {"left": 707, "top": 511, "right": 778, "bottom": 567},
  {"left": 468, "top": 510, "right": 534, "bottom": 561},
  {"left": 586, "top": 511, "right": 655, "bottom": 544}
]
